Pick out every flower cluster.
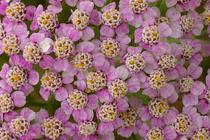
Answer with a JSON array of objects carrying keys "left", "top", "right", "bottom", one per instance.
[{"left": 0, "top": 0, "right": 209, "bottom": 139}]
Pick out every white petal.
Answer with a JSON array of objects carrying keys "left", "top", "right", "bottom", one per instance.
[{"left": 39, "top": 38, "right": 53, "bottom": 53}]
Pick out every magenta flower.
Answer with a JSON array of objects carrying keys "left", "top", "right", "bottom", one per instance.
[
  {"left": 2, "top": 107, "right": 41, "bottom": 139},
  {"left": 0, "top": 55, "right": 39, "bottom": 94},
  {"left": 166, "top": 0, "right": 201, "bottom": 11},
  {"left": 66, "top": 1, "right": 100, "bottom": 42},
  {"left": 174, "top": 64, "right": 205, "bottom": 107},
  {"left": 68, "top": 41, "right": 108, "bottom": 81},
  {"left": 61, "top": 88, "right": 98, "bottom": 122},
  {"left": 119, "top": 0, "right": 159, "bottom": 28},
  {"left": 0, "top": 0, "right": 36, "bottom": 21},
  {"left": 188, "top": 115, "right": 210, "bottom": 139},
  {"left": 116, "top": 97, "right": 143, "bottom": 138},
  {"left": 36, "top": 108, "right": 71, "bottom": 140},
  {"left": 0, "top": 89, "right": 26, "bottom": 120},
  {"left": 179, "top": 11, "right": 203, "bottom": 37},
  {"left": 31, "top": 4, "right": 60, "bottom": 32},
  {"left": 174, "top": 39, "right": 203, "bottom": 65},
  {"left": 53, "top": 36, "right": 75, "bottom": 59},
  {"left": 135, "top": 23, "right": 172, "bottom": 49},
  {"left": 66, "top": 120, "right": 98, "bottom": 140},
  {"left": 0, "top": 0, "right": 209, "bottom": 139},
  {"left": 197, "top": 70, "right": 210, "bottom": 115},
  {"left": 96, "top": 99, "right": 129, "bottom": 139},
  {"left": 39, "top": 59, "right": 75, "bottom": 101},
  {"left": 124, "top": 47, "right": 157, "bottom": 74},
  {"left": 69, "top": 1, "right": 94, "bottom": 30},
  {"left": 138, "top": 98, "right": 177, "bottom": 128},
  {"left": 139, "top": 124, "right": 177, "bottom": 140},
  {"left": 164, "top": 106, "right": 203, "bottom": 138},
  {"left": 0, "top": 18, "right": 28, "bottom": 56},
  {"left": 142, "top": 69, "right": 178, "bottom": 102},
  {"left": 22, "top": 32, "right": 53, "bottom": 64},
  {"left": 155, "top": 7, "right": 182, "bottom": 38}
]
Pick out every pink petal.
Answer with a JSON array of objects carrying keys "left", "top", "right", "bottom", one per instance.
[
  {"left": 160, "top": 84, "right": 175, "bottom": 98},
  {"left": 65, "top": 0, "right": 78, "bottom": 6},
  {"left": 61, "top": 101, "right": 73, "bottom": 115},
  {"left": 20, "top": 107, "right": 35, "bottom": 121},
  {"left": 117, "top": 127, "right": 133, "bottom": 138},
  {"left": 206, "top": 74, "right": 210, "bottom": 88},
  {"left": 183, "top": 94, "right": 198, "bottom": 107},
  {"left": 191, "top": 81, "right": 205, "bottom": 96},
  {"left": 28, "top": 70, "right": 39, "bottom": 85},
  {"left": 120, "top": 7, "right": 134, "bottom": 22},
  {"left": 40, "top": 88, "right": 50, "bottom": 101},
  {"left": 11, "top": 91, "right": 26, "bottom": 107},
  {"left": 166, "top": 0, "right": 177, "bottom": 7},
  {"left": 87, "top": 95, "right": 98, "bottom": 110},
  {"left": 55, "top": 87, "right": 68, "bottom": 101},
  {"left": 187, "top": 64, "right": 202, "bottom": 79},
  {"left": 159, "top": 23, "right": 172, "bottom": 37},
  {"left": 78, "top": 1, "right": 94, "bottom": 14},
  {"left": 93, "top": 0, "right": 106, "bottom": 7},
  {"left": 82, "top": 27, "right": 95, "bottom": 41}
]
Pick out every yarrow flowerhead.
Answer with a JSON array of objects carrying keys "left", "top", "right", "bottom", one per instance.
[
  {"left": 10, "top": 116, "right": 30, "bottom": 137},
  {"left": 41, "top": 117, "right": 64, "bottom": 140},
  {"left": 23, "top": 43, "right": 42, "bottom": 64},
  {"left": 101, "top": 38, "right": 121, "bottom": 58},
  {"left": 98, "top": 103, "right": 117, "bottom": 122},
  {"left": 67, "top": 89, "right": 88, "bottom": 110},
  {"left": 2, "top": 34, "right": 20, "bottom": 55},
  {"left": 125, "top": 53, "right": 145, "bottom": 72},
  {"left": 0, "top": 93, "right": 14, "bottom": 113},
  {"left": 129, "top": 0, "right": 148, "bottom": 14},
  {"left": 41, "top": 71, "right": 62, "bottom": 91},
  {"left": 37, "top": 11, "right": 58, "bottom": 31},
  {"left": 145, "top": 128, "right": 164, "bottom": 140},
  {"left": 142, "top": 26, "right": 159, "bottom": 45},
  {"left": 54, "top": 37, "right": 74, "bottom": 58},
  {"left": 119, "top": 107, "right": 138, "bottom": 127},
  {"left": 72, "top": 53, "right": 93, "bottom": 71},
  {"left": 0, "top": 128, "right": 12, "bottom": 140},
  {"left": 0, "top": 0, "right": 209, "bottom": 139},
  {"left": 6, "top": 66, "right": 27, "bottom": 89},
  {"left": 78, "top": 121, "right": 97, "bottom": 136},
  {"left": 172, "top": 113, "right": 192, "bottom": 134},
  {"left": 102, "top": 9, "right": 121, "bottom": 28},
  {"left": 149, "top": 70, "right": 167, "bottom": 89},
  {"left": 148, "top": 98, "right": 169, "bottom": 118},
  {"left": 86, "top": 71, "right": 106, "bottom": 91},
  {"left": 71, "top": 9, "right": 90, "bottom": 30},
  {"left": 6, "top": 2, "right": 26, "bottom": 21}
]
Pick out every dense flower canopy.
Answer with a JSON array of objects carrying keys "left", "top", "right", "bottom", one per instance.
[{"left": 0, "top": 0, "right": 209, "bottom": 140}]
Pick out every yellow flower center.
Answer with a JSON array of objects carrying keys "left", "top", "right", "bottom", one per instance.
[
  {"left": 172, "top": 114, "right": 191, "bottom": 134},
  {"left": 71, "top": 9, "right": 89, "bottom": 30},
  {"left": 42, "top": 117, "right": 64, "bottom": 140},
  {"left": 98, "top": 104, "right": 117, "bottom": 122},
  {"left": 102, "top": 9, "right": 121, "bottom": 28},
  {"left": 149, "top": 98, "right": 169, "bottom": 118},
  {"left": 10, "top": 117, "right": 30, "bottom": 137},
  {"left": 146, "top": 128, "right": 164, "bottom": 140},
  {"left": 149, "top": 70, "right": 166, "bottom": 89}
]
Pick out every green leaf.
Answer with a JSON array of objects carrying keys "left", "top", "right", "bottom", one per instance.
[
  {"left": 128, "top": 90, "right": 151, "bottom": 105},
  {"left": 0, "top": 53, "right": 9, "bottom": 69}
]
